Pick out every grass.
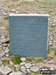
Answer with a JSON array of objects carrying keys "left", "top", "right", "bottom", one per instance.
[
  {"left": 26, "top": 57, "right": 32, "bottom": 61},
  {"left": 5, "top": 25, "right": 9, "bottom": 30},
  {"left": 45, "top": 10, "right": 53, "bottom": 14},
  {"left": 47, "top": 47, "right": 55, "bottom": 58},
  {"left": 30, "top": 71, "right": 48, "bottom": 75},
  {"left": 48, "top": 26, "right": 54, "bottom": 32},
  {"left": 0, "top": 22, "right": 4, "bottom": 27},
  {"left": 9, "top": 65, "right": 16, "bottom": 70},
  {"left": 2, "top": 55, "right": 22, "bottom": 65},
  {"left": 26, "top": 57, "right": 44, "bottom": 62},
  {"left": 37, "top": 57, "right": 44, "bottom": 62},
  {"left": 47, "top": 47, "right": 51, "bottom": 54},
  {"left": 17, "top": 1, "right": 37, "bottom": 6},
  {"left": 8, "top": 44, "right": 10, "bottom": 49},
  {"left": 10, "top": 53, "right": 13, "bottom": 56},
  {"left": 10, "top": 56, "right": 22, "bottom": 64},
  {"left": 2, "top": 59, "right": 9, "bottom": 65},
  {"left": 47, "top": 47, "right": 55, "bottom": 54},
  {"left": 0, "top": 22, "right": 8, "bottom": 31},
  {"left": 30, "top": 71, "right": 42, "bottom": 75},
  {"left": 4, "top": 16, "right": 8, "bottom": 20},
  {"left": 40, "top": 0, "right": 56, "bottom": 4}
]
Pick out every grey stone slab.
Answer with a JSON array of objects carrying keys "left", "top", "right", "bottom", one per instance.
[{"left": 9, "top": 14, "right": 48, "bottom": 58}]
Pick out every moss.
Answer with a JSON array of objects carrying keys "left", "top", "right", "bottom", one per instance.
[
  {"left": 2, "top": 60, "right": 9, "bottom": 65},
  {"left": 10, "top": 56, "right": 22, "bottom": 64}
]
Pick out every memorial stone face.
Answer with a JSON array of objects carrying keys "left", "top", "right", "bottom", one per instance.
[{"left": 9, "top": 14, "right": 48, "bottom": 58}]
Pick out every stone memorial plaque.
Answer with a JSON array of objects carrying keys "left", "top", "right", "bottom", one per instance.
[{"left": 9, "top": 14, "right": 48, "bottom": 58}]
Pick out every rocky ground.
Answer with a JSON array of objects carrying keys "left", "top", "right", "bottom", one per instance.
[{"left": 0, "top": 0, "right": 56, "bottom": 75}]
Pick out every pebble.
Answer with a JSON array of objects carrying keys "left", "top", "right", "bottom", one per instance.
[
  {"left": 21, "top": 57, "right": 26, "bottom": 62},
  {"left": 25, "top": 63, "right": 32, "bottom": 69},
  {"left": 9, "top": 71, "right": 23, "bottom": 75},
  {"left": 20, "top": 62, "right": 26, "bottom": 66},
  {"left": 0, "top": 61, "right": 2, "bottom": 65},
  {"left": 11, "top": 9, "right": 16, "bottom": 12},
  {"left": 50, "top": 66, "right": 54, "bottom": 70},
  {"left": 27, "top": 68, "right": 30, "bottom": 73},
  {"left": 9, "top": 61, "right": 13, "bottom": 65},
  {"left": 20, "top": 65, "right": 27, "bottom": 74},
  {"left": 30, "top": 66, "right": 40, "bottom": 72},
  {"left": 15, "top": 65, "right": 20, "bottom": 71}
]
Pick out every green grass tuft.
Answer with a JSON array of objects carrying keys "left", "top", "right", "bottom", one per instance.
[
  {"left": 2, "top": 60, "right": 9, "bottom": 65},
  {"left": 10, "top": 56, "right": 22, "bottom": 64},
  {"left": 48, "top": 26, "right": 54, "bottom": 32},
  {"left": 4, "top": 16, "right": 8, "bottom": 20}
]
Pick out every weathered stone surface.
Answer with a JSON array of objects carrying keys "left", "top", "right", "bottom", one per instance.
[
  {"left": 30, "top": 66, "right": 40, "bottom": 72},
  {"left": 21, "top": 57, "right": 26, "bottom": 62},
  {"left": 25, "top": 63, "right": 32, "bottom": 69},
  {"left": 27, "top": 68, "right": 30, "bottom": 73},
  {"left": 9, "top": 15, "right": 48, "bottom": 58},
  {"left": 20, "top": 62, "right": 26, "bottom": 66},
  {"left": 20, "top": 66, "right": 27, "bottom": 74},
  {"left": 0, "top": 66, "right": 12, "bottom": 75},
  {"left": 9, "top": 61, "right": 14, "bottom": 65},
  {"left": 9, "top": 71, "right": 23, "bottom": 75}
]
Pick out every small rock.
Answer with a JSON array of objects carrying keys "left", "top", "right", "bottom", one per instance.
[
  {"left": 1, "top": 35, "right": 5, "bottom": 41},
  {"left": 9, "top": 61, "right": 13, "bottom": 65},
  {"left": 0, "top": 27, "right": 5, "bottom": 30},
  {"left": 11, "top": 9, "right": 16, "bottom": 12},
  {"left": 27, "top": 68, "right": 30, "bottom": 73},
  {"left": 20, "top": 62, "right": 26, "bottom": 66},
  {"left": 15, "top": 65, "right": 20, "bottom": 71},
  {"left": 20, "top": 66, "right": 27, "bottom": 74},
  {"left": 30, "top": 66, "right": 40, "bottom": 72},
  {"left": 21, "top": 57, "right": 26, "bottom": 62},
  {"left": 0, "top": 45, "right": 2, "bottom": 50},
  {"left": 0, "top": 61, "right": 2, "bottom": 65},
  {"left": 4, "top": 49, "right": 9, "bottom": 53},
  {"left": 6, "top": 54, "right": 9, "bottom": 57},
  {"left": 25, "top": 63, "right": 32, "bottom": 69},
  {"left": 9, "top": 71, "right": 23, "bottom": 75},
  {"left": 50, "top": 66, "right": 54, "bottom": 70}
]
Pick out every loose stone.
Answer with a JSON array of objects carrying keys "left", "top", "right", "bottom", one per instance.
[
  {"left": 30, "top": 66, "right": 40, "bottom": 72},
  {"left": 20, "top": 65, "right": 27, "bottom": 74},
  {"left": 25, "top": 63, "right": 32, "bottom": 69}
]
